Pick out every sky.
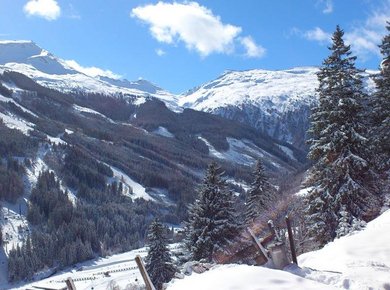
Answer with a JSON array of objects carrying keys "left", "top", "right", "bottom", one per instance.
[{"left": 0, "top": 0, "right": 389, "bottom": 93}]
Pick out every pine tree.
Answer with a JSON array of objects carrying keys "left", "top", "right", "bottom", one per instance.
[
  {"left": 304, "top": 186, "right": 335, "bottom": 247},
  {"left": 185, "top": 162, "right": 240, "bottom": 262},
  {"left": 336, "top": 205, "right": 352, "bottom": 238},
  {"left": 145, "top": 219, "right": 176, "bottom": 290},
  {"left": 371, "top": 22, "right": 390, "bottom": 171},
  {"left": 351, "top": 216, "right": 366, "bottom": 232},
  {"left": 245, "top": 160, "right": 274, "bottom": 225},
  {"left": 305, "top": 26, "right": 381, "bottom": 245}
]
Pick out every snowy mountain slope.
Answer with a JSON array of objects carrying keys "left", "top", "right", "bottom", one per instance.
[
  {"left": 179, "top": 68, "right": 376, "bottom": 149},
  {"left": 179, "top": 67, "right": 319, "bottom": 149},
  {"left": 180, "top": 67, "right": 319, "bottom": 112},
  {"left": 0, "top": 70, "right": 304, "bottom": 215},
  {"left": 0, "top": 40, "right": 179, "bottom": 110}
]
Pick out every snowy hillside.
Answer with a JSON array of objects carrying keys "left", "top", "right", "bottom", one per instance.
[
  {"left": 179, "top": 67, "right": 376, "bottom": 149},
  {"left": 165, "top": 209, "right": 390, "bottom": 290},
  {"left": 10, "top": 209, "right": 389, "bottom": 290},
  {"left": 0, "top": 40, "right": 179, "bottom": 110},
  {"left": 297, "top": 209, "right": 390, "bottom": 289},
  {"left": 178, "top": 67, "right": 319, "bottom": 148},
  {"left": 180, "top": 67, "right": 319, "bottom": 112}
]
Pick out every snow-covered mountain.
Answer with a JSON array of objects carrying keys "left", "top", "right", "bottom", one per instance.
[
  {"left": 179, "top": 67, "right": 376, "bottom": 150},
  {"left": 0, "top": 40, "right": 327, "bottom": 149},
  {"left": 0, "top": 40, "right": 179, "bottom": 110},
  {"left": 179, "top": 67, "right": 320, "bottom": 149},
  {"left": 180, "top": 67, "right": 319, "bottom": 111}
]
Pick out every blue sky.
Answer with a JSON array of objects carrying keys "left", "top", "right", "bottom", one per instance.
[{"left": 0, "top": 0, "right": 389, "bottom": 93}]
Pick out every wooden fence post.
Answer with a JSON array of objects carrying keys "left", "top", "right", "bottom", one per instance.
[
  {"left": 247, "top": 227, "right": 270, "bottom": 262},
  {"left": 285, "top": 215, "right": 298, "bottom": 265},
  {"left": 135, "top": 255, "right": 156, "bottom": 290},
  {"left": 65, "top": 277, "right": 76, "bottom": 290},
  {"left": 267, "top": 220, "right": 280, "bottom": 241}
]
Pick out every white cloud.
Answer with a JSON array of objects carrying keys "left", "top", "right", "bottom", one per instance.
[
  {"left": 304, "top": 27, "right": 331, "bottom": 43},
  {"left": 64, "top": 60, "right": 122, "bottom": 79},
  {"left": 23, "top": 0, "right": 61, "bottom": 21},
  {"left": 315, "top": 0, "right": 333, "bottom": 14},
  {"left": 156, "top": 48, "right": 166, "bottom": 56},
  {"left": 300, "top": 1, "right": 390, "bottom": 61},
  {"left": 132, "top": 1, "right": 264, "bottom": 58},
  {"left": 322, "top": 0, "right": 333, "bottom": 14},
  {"left": 344, "top": 5, "right": 390, "bottom": 59},
  {"left": 66, "top": 3, "right": 81, "bottom": 20},
  {"left": 240, "top": 36, "right": 266, "bottom": 58}
]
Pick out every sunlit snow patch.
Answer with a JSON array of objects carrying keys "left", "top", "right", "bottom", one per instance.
[
  {"left": 73, "top": 104, "right": 114, "bottom": 122},
  {"left": 0, "top": 94, "right": 39, "bottom": 118},
  {"left": 297, "top": 209, "right": 390, "bottom": 289},
  {"left": 153, "top": 126, "right": 174, "bottom": 138},
  {"left": 277, "top": 144, "right": 297, "bottom": 161},
  {"left": 0, "top": 112, "right": 34, "bottom": 135},
  {"left": 198, "top": 136, "right": 269, "bottom": 166},
  {"left": 106, "top": 164, "right": 154, "bottom": 201},
  {"left": 167, "top": 264, "right": 335, "bottom": 290}
]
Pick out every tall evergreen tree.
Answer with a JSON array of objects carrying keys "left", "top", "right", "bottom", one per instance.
[
  {"left": 371, "top": 22, "right": 390, "bottom": 171},
  {"left": 245, "top": 160, "right": 274, "bottom": 225},
  {"left": 145, "top": 219, "right": 176, "bottom": 290},
  {"left": 305, "top": 26, "right": 381, "bottom": 246},
  {"left": 185, "top": 162, "right": 239, "bottom": 262}
]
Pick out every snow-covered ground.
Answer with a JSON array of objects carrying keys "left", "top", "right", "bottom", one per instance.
[
  {"left": 4, "top": 247, "right": 148, "bottom": 290},
  {"left": 167, "top": 264, "right": 336, "bottom": 290},
  {"left": 198, "top": 136, "right": 262, "bottom": 165},
  {"left": 0, "top": 111, "right": 34, "bottom": 135},
  {"left": 2, "top": 210, "right": 389, "bottom": 289},
  {"left": 297, "top": 209, "right": 390, "bottom": 289},
  {"left": 73, "top": 104, "right": 115, "bottom": 123},
  {"left": 198, "top": 136, "right": 283, "bottom": 168},
  {"left": 106, "top": 163, "right": 154, "bottom": 201},
  {"left": 277, "top": 144, "right": 297, "bottom": 161},
  {"left": 0, "top": 94, "right": 38, "bottom": 118},
  {"left": 295, "top": 187, "right": 313, "bottom": 197},
  {"left": 168, "top": 210, "right": 390, "bottom": 290},
  {"left": 153, "top": 126, "right": 174, "bottom": 138},
  {"left": 6, "top": 244, "right": 180, "bottom": 290}
]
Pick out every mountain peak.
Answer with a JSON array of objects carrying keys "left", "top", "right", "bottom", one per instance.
[
  {"left": 0, "top": 40, "right": 42, "bottom": 63},
  {"left": 0, "top": 39, "right": 35, "bottom": 44}
]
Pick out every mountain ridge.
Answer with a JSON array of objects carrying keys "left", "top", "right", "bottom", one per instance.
[{"left": 0, "top": 39, "right": 350, "bottom": 149}]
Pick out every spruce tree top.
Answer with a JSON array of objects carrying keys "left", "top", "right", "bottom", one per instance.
[{"left": 380, "top": 22, "right": 390, "bottom": 63}]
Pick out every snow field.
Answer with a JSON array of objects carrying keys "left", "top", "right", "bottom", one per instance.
[
  {"left": 153, "top": 126, "right": 174, "bottom": 138},
  {"left": 106, "top": 163, "right": 154, "bottom": 201},
  {"left": 0, "top": 111, "right": 34, "bottom": 135},
  {"left": 298, "top": 209, "right": 390, "bottom": 289},
  {"left": 198, "top": 136, "right": 275, "bottom": 166},
  {"left": 167, "top": 264, "right": 337, "bottom": 290},
  {"left": 11, "top": 244, "right": 180, "bottom": 290}
]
